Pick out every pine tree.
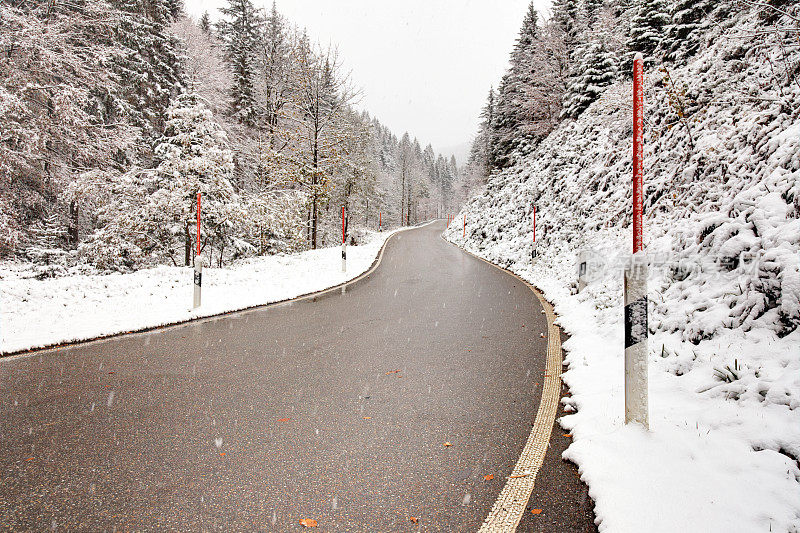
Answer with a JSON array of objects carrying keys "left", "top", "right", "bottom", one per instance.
[
  {"left": 492, "top": 3, "right": 540, "bottom": 169},
  {"left": 261, "top": 1, "right": 292, "bottom": 139},
  {"left": 584, "top": 0, "right": 605, "bottom": 27},
  {"left": 150, "top": 93, "right": 237, "bottom": 265},
  {"left": 216, "top": 0, "right": 264, "bottom": 126},
  {"left": 199, "top": 11, "right": 211, "bottom": 34},
  {"left": 110, "top": 0, "right": 186, "bottom": 139},
  {"left": 561, "top": 39, "right": 618, "bottom": 119},
  {"left": 626, "top": 0, "right": 670, "bottom": 63},
  {"left": 469, "top": 87, "right": 496, "bottom": 180},
  {"left": 662, "top": 0, "right": 710, "bottom": 61},
  {"left": 552, "top": 0, "right": 580, "bottom": 54}
]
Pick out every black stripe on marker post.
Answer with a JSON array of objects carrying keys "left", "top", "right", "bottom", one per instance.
[{"left": 624, "top": 296, "right": 648, "bottom": 348}]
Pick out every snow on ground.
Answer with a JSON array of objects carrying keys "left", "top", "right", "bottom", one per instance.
[
  {"left": 0, "top": 228, "right": 403, "bottom": 355},
  {"left": 445, "top": 7, "right": 799, "bottom": 532}
]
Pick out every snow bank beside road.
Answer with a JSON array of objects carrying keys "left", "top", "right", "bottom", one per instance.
[{"left": 0, "top": 229, "right": 399, "bottom": 355}]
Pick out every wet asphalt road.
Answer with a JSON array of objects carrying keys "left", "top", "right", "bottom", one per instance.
[{"left": 0, "top": 221, "right": 595, "bottom": 532}]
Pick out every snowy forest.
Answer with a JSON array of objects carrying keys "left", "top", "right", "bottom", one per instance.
[
  {"left": 0, "top": 0, "right": 461, "bottom": 271},
  {"left": 461, "top": 0, "right": 798, "bottom": 194}
]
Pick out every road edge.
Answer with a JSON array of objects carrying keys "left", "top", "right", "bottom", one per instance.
[
  {"left": 1, "top": 221, "right": 436, "bottom": 360},
  {"left": 441, "top": 236, "right": 563, "bottom": 533}
]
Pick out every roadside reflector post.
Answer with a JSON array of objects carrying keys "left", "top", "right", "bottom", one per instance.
[
  {"left": 193, "top": 192, "right": 202, "bottom": 309},
  {"left": 379, "top": 211, "right": 382, "bottom": 232},
  {"left": 624, "top": 52, "right": 649, "bottom": 429},
  {"left": 463, "top": 214, "right": 466, "bottom": 238},
  {"left": 342, "top": 205, "right": 347, "bottom": 273}
]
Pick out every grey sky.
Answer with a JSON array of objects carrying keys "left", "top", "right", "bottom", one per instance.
[{"left": 184, "top": 0, "right": 553, "bottom": 161}]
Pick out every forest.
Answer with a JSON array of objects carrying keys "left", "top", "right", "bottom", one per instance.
[
  {"left": 460, "top": 0, "right": 797, "bottom": 192},
  {"left": 0, "top": 0, "right": 461, "bottom": 271}
]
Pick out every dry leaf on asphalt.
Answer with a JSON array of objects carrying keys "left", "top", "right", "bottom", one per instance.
[
  {"left": 409, "top": 517, "right": 419, "bottom": 524},
  {"left": 531, "top": 509, "right": 543, "bottom": 515},
  {"left": 363, "top": 416, "right": 372, "bottom": 420},
  {"left": 443, "top": 441, "right": 452, "bottom": 447},
  {"left": 277, "top": 418, "right": 291, "bottom": 422},
  {"left": 299, "top": 518, "right": 318, "bottom": 528},
  {"left": 483, "top": 474, "right": 494, "bottom": 481},
  {"left": 385, "top": 369, "right": 401, "bottom": 375}
]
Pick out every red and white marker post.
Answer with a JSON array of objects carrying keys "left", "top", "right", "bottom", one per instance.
[
  {"left": 463, "top": 214, "right": 466, "bottom": 238},
  {"left": 379, "top": 211, "right": 382, "bottom": 232},
  {"left": 341, "top": 205, "right": 347, "bottom": 273},
  {"left": 624, "top": 52, "right": 649, "bottom": 429},
  {"left": 193, "top": 192, "right": 203, "bottom": 309}
]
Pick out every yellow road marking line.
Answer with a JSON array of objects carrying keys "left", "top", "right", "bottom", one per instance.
[{"left": 443, "top": 238, "right": 563, "bottom": 533}]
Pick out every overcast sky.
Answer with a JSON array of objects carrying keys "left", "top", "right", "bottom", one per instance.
[{"left": 184, "top": 0, "right": 553, "bottom": 161}]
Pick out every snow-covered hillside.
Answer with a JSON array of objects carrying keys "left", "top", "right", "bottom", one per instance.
[{"left": 446, "top": 6, "right": 799, "bottom": 533}]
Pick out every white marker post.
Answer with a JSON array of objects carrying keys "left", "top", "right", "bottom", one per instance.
[
  {"left": 193, "top": 193, "right": 202, "bottom": 309},
  {"left": 341, "top": 205, "right": 347, "bottom": 273},
  {"left": 625, "top": 52, "right": 649, "bottom": 429}
]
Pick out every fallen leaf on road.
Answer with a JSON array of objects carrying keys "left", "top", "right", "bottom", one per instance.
[
  {"left": 299, "top": 518, "right": 318, "bottom": 528},
  {"left": 363, "top": 416, "right": 372, "bottom": 420},
  {"left": 562, "top": 433, "right": 572, "bottom": 437},
  {"left": 483, "top": 474, "right": 494, "bottom": 481},
  {"left": 409, "top": 517, "right": 419, "bottom": 524},
  {"left": 277, "top": 418, "right": 291, "bottom": 422},
  {"left": 540, "top": 333, "right": 545, "bottom": 338},
  {"left": 443, "top": 442, "right": 452, "bottom": 447},
  {"left": 508, "top": 472, "right": 532, "bottom": 479},
  {"left": 25, "top": 457, "right": 34, "bottom": 461},
  {"left": 385, "top": 370, "right": 401, "bottom": 375},
  {"left": 531, "top": 509, "right": 543, "bottom": 515}
]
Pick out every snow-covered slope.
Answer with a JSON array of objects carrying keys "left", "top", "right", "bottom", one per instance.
[{"left": 446, "top": 8, "right": 799, "bottom": 533}]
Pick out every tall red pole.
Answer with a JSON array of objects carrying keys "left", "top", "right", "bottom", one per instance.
[
  {"left": 196, "top": 193, "right": 201, "bottom": 256},
  {"left": 533, "top": 206, "right": 536, "bottom": 243},
  {"left": 463, "top": 214, "right": 466, "bottom": 238},
  {"left": 342, "top": 205, "right": 345, "bottom": 244},
  {"left": 633, "top": 53, "right": 644, "bottom": 254},
  {"left": 379, "top": 211, "right": 381, "bottom": 230}
]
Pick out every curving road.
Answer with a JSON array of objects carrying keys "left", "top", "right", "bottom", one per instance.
[{"left": 0, "top": 221, "right": 595, "bottom": 532}]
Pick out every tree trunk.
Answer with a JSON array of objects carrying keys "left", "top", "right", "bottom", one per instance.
[
  {"left": 184, "top": 223, "right": 191, "bottom": 267},
  {"left": 68, "top": 200, "right": 79, "bottom": 245},
  {"left": 311, "top": 130, "right": 319, "bottom": 249}
]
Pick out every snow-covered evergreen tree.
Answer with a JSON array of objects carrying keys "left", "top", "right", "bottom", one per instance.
[
  {"left": 199, "top": 11, "right": 211, "bottom": 34},
  {"left": 561, "top": 38, "right": 618, "bottom": 119},
  {"left": 584, "top": 0, "right": 605, "bottom": 27},
  {"left": 151, "top": 93, "right": 238, "bottom": 265},
  {"left": 662, "top": 0, "right": 710, "bottom": 61},
  {"left": 216, "top": 0, "right": 264, "bottom": 126},
  {"left": 552, "top": 0, "right": 580, "bottom": 54},
  {"left": 82, "top": 93, "right": 238, "bottom": 269},
  {"left": 110, "top": 0, "right": 186, "bottom": 139},
  {"left": 492, "top": 3, "right": 540, "bottom": 168},
  {"left": 626, "top": 0, "right": 670, "bottom": 63}
]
